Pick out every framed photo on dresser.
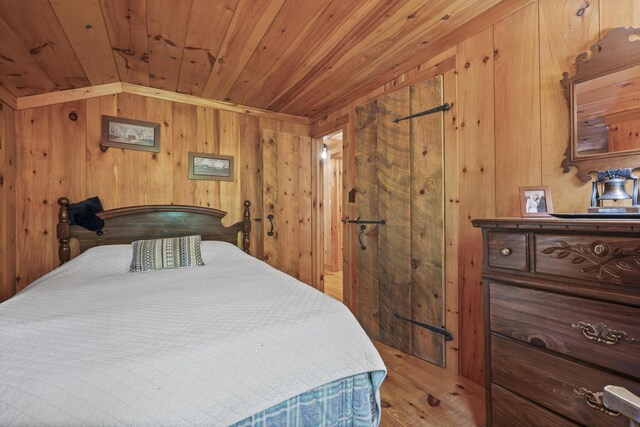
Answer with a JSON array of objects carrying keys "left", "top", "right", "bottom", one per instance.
[{"left": 519, "top": 186, "right": 553, "bottom": 217}]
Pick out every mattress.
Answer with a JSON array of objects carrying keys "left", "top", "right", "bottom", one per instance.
[{"left": 0, "top": 241, "right": 386, "bottom": 426}]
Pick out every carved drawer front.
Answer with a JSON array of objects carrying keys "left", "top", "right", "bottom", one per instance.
[
  {"left": 492, "top": 384, "right": 579, "bottom": 427},
  {"left": 488, "top": 232, "right": 528, "bottom": 271},
  {"left": 492, "top": 336, "right": 640, "bottom": 427},
  {"left": 490, "top": 282, "right": 640, "bottom": 378},
  {"left": 535, "top": 235, "right": 640, "bottom": 287}
]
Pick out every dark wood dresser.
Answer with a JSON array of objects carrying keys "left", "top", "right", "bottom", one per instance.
[{"left": 472, "top": 218, "right": 640, "bottom": 427}]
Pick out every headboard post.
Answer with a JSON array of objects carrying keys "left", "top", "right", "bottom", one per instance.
[
  {"left": 243, "top": 200, "right": 251, "bottom": 254},
  {"left": 57, "top": 197, "right": 71, "bottom": 265}
]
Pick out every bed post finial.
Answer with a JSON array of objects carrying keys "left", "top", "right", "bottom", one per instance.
[
  {"left": 57, "top": 197, "right": 71, "bottom": 265},
  {"left": 243, "top": 200, "right": 251, "bottom": 254}
]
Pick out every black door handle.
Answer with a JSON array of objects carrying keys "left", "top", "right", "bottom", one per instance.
[
  {"left": 358, "top": 225, "right": 367, "bottom": 250},
  {"left": 267, "top": 214, "right": 275, "bottom": 237}
]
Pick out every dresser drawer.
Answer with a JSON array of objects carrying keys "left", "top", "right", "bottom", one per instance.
[
  {"left": 492, "top": 384, "right": 579, "bottom": 427},
  {"left": 492, "top": 336, "right": 640, "bottom": 427},
  {"left": 488, "top": 232, "right": 528, "bottom": 271},
  {"left": 535, "top": 234, "right": 640, "bottom": 288},
  {"left": 490, "top": 282, "right": 640, "bottom": 378}
]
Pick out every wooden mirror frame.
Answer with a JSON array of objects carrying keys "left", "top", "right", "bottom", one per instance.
[{"left": 561, "top": 27, "right": 640, "bottom": 182}]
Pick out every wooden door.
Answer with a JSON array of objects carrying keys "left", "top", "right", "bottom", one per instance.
[
  {"left": 323, "top": 154, "right": 343, "bottom": 272},
  {"left": 354, "top": 76, "right": 445, "bottom": 366},
  {"left": 261, "top": 129, "right": 314, "bottom": 286},
  {"left": 330, "top": 155, "right": 343, "bottom": 272}
]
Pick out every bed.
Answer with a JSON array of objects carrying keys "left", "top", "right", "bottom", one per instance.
[{"left": 0, "top": 199, "right": 386, "bottom": 426}]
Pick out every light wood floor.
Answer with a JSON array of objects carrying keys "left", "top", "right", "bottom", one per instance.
[
  {"left": 375, "top": 341, "right": 485, "bottom": 426},
  {"left": 324, "top": 270, "right": 343, "bottom": 302},
  {"left": 323, "top": 271, "right": 483, "bottom": 425}
]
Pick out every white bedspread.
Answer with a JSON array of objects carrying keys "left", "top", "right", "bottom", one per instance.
[{"left": 0, "top": 242, "right": 386, "bottom": 426}]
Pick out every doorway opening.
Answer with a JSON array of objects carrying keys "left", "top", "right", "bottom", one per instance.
[{"left": 322, "top": 130, "right": 343, "bottom": 303}]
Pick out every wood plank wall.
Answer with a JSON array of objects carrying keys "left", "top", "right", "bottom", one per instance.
[
  {"left": 313, "top": 0, "right": 636, "bottom": 385},
  {"left": 260, "top": 129, "right": 314, "bottom": 283},
  {"left": 10, "top": 92, "right": 309, "bottom": 294},
  {"left": 0, "top": 103, "right": 16, "bottom": 301}
]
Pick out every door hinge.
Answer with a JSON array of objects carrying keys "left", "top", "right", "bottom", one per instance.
[{"left": 394, "top": 313, "right": 453, "bottom": 341}]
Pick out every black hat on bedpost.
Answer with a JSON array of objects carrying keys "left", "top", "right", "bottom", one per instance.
[{"left": 69, "top": 196, "right": 105, "bottom": 235}]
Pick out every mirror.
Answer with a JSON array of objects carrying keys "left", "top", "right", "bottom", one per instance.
[
  {"left": 575, "top": 65, "right": 640, "bottom": 156},
  {"left": 561, "top": 27, "right": 640, "bottom": 182}
]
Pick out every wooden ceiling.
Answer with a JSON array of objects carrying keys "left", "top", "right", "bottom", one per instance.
[{"left": 0, "top": 0, "right": 523, "bottom": 118}]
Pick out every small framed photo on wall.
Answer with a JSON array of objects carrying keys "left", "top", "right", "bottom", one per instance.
[
  {"left": 519, "top": 186, "right": 553, "bottom": 217},
  {"left": 188, "top": 152, "right": 234, "bottom": 182},
  {"left": 101, "top": 115, "right": 160, "bottom": 153}
]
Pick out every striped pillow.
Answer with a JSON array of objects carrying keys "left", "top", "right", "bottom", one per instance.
[{"left": 130, "top": 235, "right": 205, "bottom": 273}]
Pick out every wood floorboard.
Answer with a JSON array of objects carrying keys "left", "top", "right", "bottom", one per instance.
[
  {"left": 322, "top": 271, "right": 483, "bottom": 425},
  {"left": 375, "top": 341, "right": 485, "bottom": 427}
]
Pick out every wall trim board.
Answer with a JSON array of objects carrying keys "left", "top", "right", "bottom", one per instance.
[
  {"left": 0, "top": 103, "right": 17, "bottom": 302},
  {"left": 15, "top": 83, "right": 311, "bottom": 126},
  {"left": 16, "top": 83, "right": 124, "bottom": 110},
  {"left": 121, "top": 84, "right": 311, "bottom": 125},
  {"left": 0, "top": 85, "right": 17, "bottom": 110},
  {"left": 311, "top": 114, "right": 349, "bottom": 138}
]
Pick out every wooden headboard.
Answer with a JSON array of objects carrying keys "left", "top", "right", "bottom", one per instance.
[{"left": 56, "top": 198, "right": 251, "bottom": 264}]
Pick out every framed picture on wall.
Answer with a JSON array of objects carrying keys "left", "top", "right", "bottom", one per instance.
[
  {"left": 188, "top": 152, "right": 234, "bottom": 182},
  {"left": 100, "top": 115, "right": 160, "bottom": 153},
  {"left": 519, "top": 186, "right": 554, "bottom": 217}
]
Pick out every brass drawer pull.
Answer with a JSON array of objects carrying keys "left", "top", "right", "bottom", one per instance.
[
  {"left": 500, "top": 248, "right": 512, "bottom": 256},
  {"left": 573, "top": 387, "right": 620, "bottom": 417},
  {"left": 571, "top": 321, "right": 635, "bottom": 345},
  {"left": 592, "top": 243, "right": 607, "bottom": 256}
]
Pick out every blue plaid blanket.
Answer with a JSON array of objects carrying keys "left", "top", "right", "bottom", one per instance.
[{"left": 233, "top": 370, "right": 386, "bottom": 427}]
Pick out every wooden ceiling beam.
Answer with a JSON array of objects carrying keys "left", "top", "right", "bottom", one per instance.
[
  {"left": 49, "top": 0, "right": 119, "bottom": 86},
  {"left": 100, "top": 0, "right": 150, "bottom": 86},
  {"left": 14, "top": 81, "right": 309, "bottom": 125},
  {"left": 310, "top": 114, "right": 349, "bottom": 139},
  {"left": 16, "top": 82, "right": 123, "bottom": 110},
  {"left": 0, "top": 0, "right": 89, "bottom": 89},
  {"left": 200, "top": 0, "right": 287, "bottom": 100},
  {"left": 304, "top": 0, "right": 535, "bottom": 119},
  {"left": 122, "top": 83, "right": 310, "bottom": 124},
  {"left": 176, "top": 0, "right": 239, "bottom": 96}
]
